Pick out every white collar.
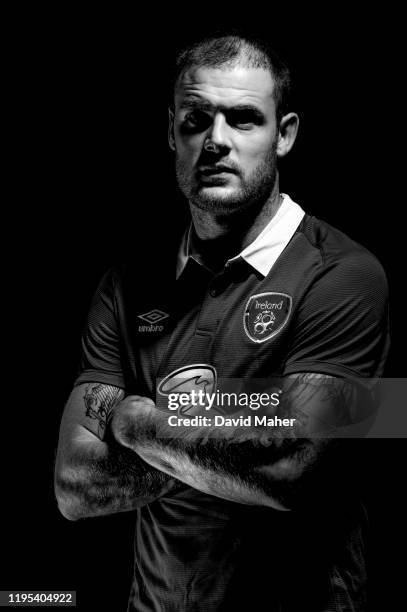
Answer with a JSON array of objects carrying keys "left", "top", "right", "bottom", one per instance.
[{"left": 176, "top": 194, "right": 305, "bottom": 279}]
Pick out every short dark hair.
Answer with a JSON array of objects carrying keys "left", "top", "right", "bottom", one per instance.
[{"left": 172, "top": 34, "right": 292, "bottom": 122}]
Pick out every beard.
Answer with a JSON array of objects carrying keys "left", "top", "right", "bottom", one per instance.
[{"left": 175, "top": 143, "right": 278, "bottom": 215}]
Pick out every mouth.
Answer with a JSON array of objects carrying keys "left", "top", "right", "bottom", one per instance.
[{"left": 198, "top": 165, "right": 237, "bottom": 176}]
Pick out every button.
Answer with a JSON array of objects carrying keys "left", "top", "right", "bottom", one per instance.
[{"left": 209, "top": 288, "right": 218, "bottom": 297}]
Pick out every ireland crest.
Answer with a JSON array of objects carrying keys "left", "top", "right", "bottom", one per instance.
[{"left": 243, "top": 292, "right": 292, "bottom": 343}]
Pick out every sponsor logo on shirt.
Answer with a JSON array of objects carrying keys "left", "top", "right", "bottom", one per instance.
[
  {"left": 138, "top": 308, "right": 169, "bottom": 332},
  {"left": 157, "top": 364, "right": 218, "bottom": 415},
  {"left": 243, "top": 292, "right": 292, "bottom": 343}
]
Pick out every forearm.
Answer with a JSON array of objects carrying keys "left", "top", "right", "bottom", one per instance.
[
  {"left": 55, "top": 435, "right": 174, "bottom": 520},
  {"left": 133, "top": 437, "right": 297, "bottom": 510},
  {"left": 112, "top": 375, "right": 352, "bottom": 510},
  {"left": 113, "top": 404, "right": 313, "bottom": 510}
]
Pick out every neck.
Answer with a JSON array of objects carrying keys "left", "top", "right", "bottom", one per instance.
[{"left": 189, "top": 179, "right": 281, "bottom": 271}]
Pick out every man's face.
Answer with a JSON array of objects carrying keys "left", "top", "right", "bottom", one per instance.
[{"left": 170, "top": 64, "right": 280, "bottom": 213}]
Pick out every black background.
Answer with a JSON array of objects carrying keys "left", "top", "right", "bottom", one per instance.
[{"left": 3, "top": 7, "right": 406, "bottom": 611}]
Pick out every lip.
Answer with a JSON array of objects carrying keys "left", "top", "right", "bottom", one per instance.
[
  {"left": 198, "top": 172, "right": 234, "bottom": 186},
  {"left": 198, "top": 166, "right": 236, "bottom": 176}
]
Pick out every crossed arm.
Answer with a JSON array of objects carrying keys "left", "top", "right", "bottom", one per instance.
[
  {"left": 55, "top": 375, "right": 365, "bottom": 519},
  {"left": 54, "top": 383, "right": 177, "bottom": 521},
  {"left": 110, "top": 374, "right": 360, "bottom": 511}
]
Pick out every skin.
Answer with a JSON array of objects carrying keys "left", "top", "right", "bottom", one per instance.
[
  {"left": 168, "top": 62, "right": 299, "bottom": 269},
  {"left": 54, "top": 384, "right": 178, "bottom": 521},
  {"left": 111, "top": 373, "right": 360, "bottom": 511}
]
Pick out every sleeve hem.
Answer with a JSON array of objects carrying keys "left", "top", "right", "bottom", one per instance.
[
  {"left": 74, "top": 370, "right": 125, "bottom": 389},
  {"left": 281, "top": 360, "right": 371, "bottom": 378}
]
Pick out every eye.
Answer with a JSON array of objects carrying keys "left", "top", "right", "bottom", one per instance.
[
  {"left": 227, "top": 110, "right": 263, "bottom": 129},
  {"left": 184, "top": 112, "right": 199, "bottom": 126},
  {"left": 182, "top": 110, "right": 211, "bottom": 132}
]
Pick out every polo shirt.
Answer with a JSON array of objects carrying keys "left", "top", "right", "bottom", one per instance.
[{"left": 75, "top": 194, "right": 389, "bottom": 611}]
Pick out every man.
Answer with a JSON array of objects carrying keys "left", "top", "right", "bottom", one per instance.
[{"left": 55, "top": 34, "right": 389, "bottom": 611}]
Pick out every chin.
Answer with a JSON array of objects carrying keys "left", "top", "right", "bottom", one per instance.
[
  {"left": 191, "top": 188, "right": 250, "bottom": 213},
  {"left": 200, "top": 185, "right": 236, "bottom": 199}
]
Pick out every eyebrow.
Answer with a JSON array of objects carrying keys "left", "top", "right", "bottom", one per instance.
[
  {"left": 179, "top": 98, "right": 265, "bottom": 119},
  {"left": 180, "top": 99, "right": 213, "bottom": 111}
]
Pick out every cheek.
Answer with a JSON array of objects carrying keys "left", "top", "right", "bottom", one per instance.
[
  {"left": 175, "top": 125, "right": 203, "bottom": 156},
  {"left": 237, "top": 134, "right": 277, "bottom": 165},
  {"left": 175, "top": 135, "right": 203, "bottom": 164}
]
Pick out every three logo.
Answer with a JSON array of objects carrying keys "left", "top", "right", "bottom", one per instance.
[{"left": 157, "top": 364, "right": 218, "bottom": 415}]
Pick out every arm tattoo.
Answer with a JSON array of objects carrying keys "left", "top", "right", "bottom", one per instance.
[
  {"left": 148, "top": 374, "right": 359, "bottom": 476},
  {"left": 120, "top": 374, "right": 366, "bottom": 509},
  {"left": 84, "top": 384, "right": 124, "bottom": 438}
]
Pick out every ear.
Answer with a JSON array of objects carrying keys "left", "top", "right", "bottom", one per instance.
[
  {"left": 168, "top": 108, "right": 175, "bottom": 151},
  {"left": 276, "top": 113, "right": 299, "bottom": 158}
]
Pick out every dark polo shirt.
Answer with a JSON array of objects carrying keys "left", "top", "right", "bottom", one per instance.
[{"left": 75, "top": 196, "right": 389, "bottom": 611}]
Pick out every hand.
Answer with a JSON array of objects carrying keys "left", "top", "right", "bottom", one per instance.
[{"left": 110, "top": 395, "right": 157, "bottom": 448}]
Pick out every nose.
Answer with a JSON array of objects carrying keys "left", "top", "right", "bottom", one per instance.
[{"left": 204, "top": 113, "right": 231, "bottom": 153}]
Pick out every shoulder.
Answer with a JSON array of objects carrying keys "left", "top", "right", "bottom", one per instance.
[
  {"left": 92, "top": 265, "right": 123, "bottom": 302},
  {"left": 296, "top": 214, "right": 388, "bottom": 295},
  {"left": 282, "top": 215, "right": 390, "bottom": 378}
]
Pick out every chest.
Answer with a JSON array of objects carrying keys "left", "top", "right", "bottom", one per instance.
[{"left": 129, "top": 247, "right": 318, "bottom": 395}]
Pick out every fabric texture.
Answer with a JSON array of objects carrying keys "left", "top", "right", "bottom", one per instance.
[{"left": 74, "top": 203, "right": 389, "bottom": 611}]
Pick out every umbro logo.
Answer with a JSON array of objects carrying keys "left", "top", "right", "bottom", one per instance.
[
  {"left": 138, "top": 309, "right": 169, "bottom": 333},
  {"left": 138, "top": 309, "right": 169, "bottom": 324}
]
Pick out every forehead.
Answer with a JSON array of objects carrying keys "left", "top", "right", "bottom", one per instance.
[{"left": 175, "top": 65, "right": 276, "bottom": 112}]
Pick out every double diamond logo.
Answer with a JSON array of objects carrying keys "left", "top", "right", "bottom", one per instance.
[{"left": 138, "top": 309, "right": 169, "bottom": 324}]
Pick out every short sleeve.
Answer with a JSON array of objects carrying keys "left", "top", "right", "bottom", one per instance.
[
  {"left": 282, "top": 251, "right": 390, "bottom": 378},
  {"left": 74, "top": 268, "right": 125, "bottom": 389}
]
